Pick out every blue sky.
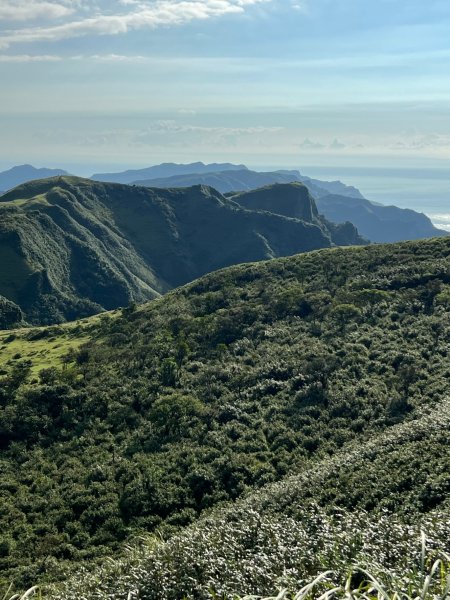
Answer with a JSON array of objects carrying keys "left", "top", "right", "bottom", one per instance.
[{"left": 1, "top": 0, "right": 450, "bottom": 173}]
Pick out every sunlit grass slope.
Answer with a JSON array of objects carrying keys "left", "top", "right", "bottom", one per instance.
[{"left": 1, "top": 236, "right": 450, "bottom": 595}]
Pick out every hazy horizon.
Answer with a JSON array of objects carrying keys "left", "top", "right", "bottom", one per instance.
[{"left": 1, "top": 0, "right": 450, "bottom": 171}]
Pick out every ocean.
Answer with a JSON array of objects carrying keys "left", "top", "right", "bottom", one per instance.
[{"left": 301, "top": 166, "right": 450, "bottom": 232}]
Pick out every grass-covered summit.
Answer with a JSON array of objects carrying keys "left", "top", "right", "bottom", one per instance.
[
  {"left": 1, "top": 236, "right": 450, "bottom": 592},
  {"left": 0, "top": 177, "right": 363, "bottom": 326}
]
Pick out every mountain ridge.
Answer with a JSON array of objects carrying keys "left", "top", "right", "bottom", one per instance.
[
  {"left": 131, "top": 167, "right": 364, "bottom": 200},
  {"left": 0, "top": 164, "right": 70, "bottom": 193},
  {"left": 316, "top": 193, "right": 448, "bottom": 242},
  {"left": 129, "top": 166, "right": 447, "bottom": 242},
  {"left": 91, "top": 161, "right": 248, "bottom": 184},
  {"left": 0, "top": 176, "right": 363, "bottom": 325}
]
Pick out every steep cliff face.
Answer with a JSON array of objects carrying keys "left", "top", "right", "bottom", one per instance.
[
  {"left": 231, "top": 182, "right": 365, "bottom": 246},
  {"left": 231, "top": 182, "right": 319, "bottom": 221},
  {"left": 316, "top": 194, "right": 448, "bottom": 242},
  {"left": 0, "top": 177, "right": 364, "bottom": 325}
]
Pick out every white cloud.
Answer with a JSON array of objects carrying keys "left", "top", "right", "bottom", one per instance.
[
  {"left": 429, "top": 214, "right": 450, "bottom": 231},
  {"left": 0, "top": 53, "right": 61, "bottom": 61},
  {"left": 132, "top": 120, "right": 283, "bottom": 148},
  {"left": 330, "top": 138, "right": 346, "bottom": 149},
  {"left": 390, "top": 133, "right": 450, "bottom": 152},
  {"left": 298, "top": 138, "right": 325, "bottom": 150},
  {"left": 30, "top": 121, "right": 283, "bottom": 150},
  {"left": 0, "top": 0, "right": 269, "bottom": 48},
  {"left": 0, "top": 1, "right": 74, "bottom": 20},
  {"left": 88, "top": 53, "right": 147, "bottom": 62}
]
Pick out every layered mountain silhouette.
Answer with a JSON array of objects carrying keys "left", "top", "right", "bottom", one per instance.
[
  {"left": 0, "top": 177, "right": 364, "bottom": 325},
  {"left": 132, "top": 167, "right": 364, "bottom": 199},
  {"left": 131, "top": 166, "right": 445, "bottom": 242},
  {"left": 91, "top": 161, "right": 247, "bottom": 184},
  {"left": 316, "top": 194, "right": 447, "bottom": 243},
  {"left": 133, "top": 168, "right": 298, "bottom": 193},
  {"left": 0, "top": 164, "right": 70, "bottom": 193},
  {"left": 1, "top": 163, "right": 446, "bottom": 245}
]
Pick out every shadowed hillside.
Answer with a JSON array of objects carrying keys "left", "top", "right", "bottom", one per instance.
[
  {"left": 134, "top": 168, "right": 304, "bottom": 192},
  {"left": 132, "top": 167, "right": 447, "bottom": 243},
  {"left": 316, "top": 193, "right": 447, "bottom": 242},
  {"left": 132, "top": 166, "right": 365, "bottom": 200},
  {"left": 0, "top": 177, "right": 363, "bottom": 325}
]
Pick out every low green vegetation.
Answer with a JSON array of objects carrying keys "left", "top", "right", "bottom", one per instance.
[
  {"left": 1, "top": 237, "right": 450, "bottom": 597},
  {"left": 0, "top": 312, "right": 117, "bottom": 377}
]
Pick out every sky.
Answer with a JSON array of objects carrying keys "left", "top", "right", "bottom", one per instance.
[{"left": 1, "top": 0, "right": 450, "bottom": 174}]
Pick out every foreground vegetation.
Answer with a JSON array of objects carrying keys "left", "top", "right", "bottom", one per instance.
[
  {"left": 0, "top": 313, "right": 114, "bottom": 377},
  {"left": 1, "top": 236, "right": 450, "bottom": 594},
  {"left": 47, "top": 398, "right": 450, "bottom": 599}
]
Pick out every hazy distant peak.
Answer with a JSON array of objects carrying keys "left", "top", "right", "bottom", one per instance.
[
  {"left": 0, "top": 164, "right": 70, "bottom": 192},
  {"left": 132, "top": 167, "right": 304, "bottom": 193},
  {"left": 316, "top": 193, "right": 448, "bottom": 242},
  {"left": 91, "top": 162, "right": 248, "bottom": 184},
  {"left": 299, "top": 175, "right": 365, "bottom": 199}
]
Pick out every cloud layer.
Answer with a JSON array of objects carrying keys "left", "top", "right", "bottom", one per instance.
[
  {"left": 0, "top": 1, "right": 77, "bottom": 21},
  {"left": 0, "top": 0, "right": 268, "bottom": 48}
]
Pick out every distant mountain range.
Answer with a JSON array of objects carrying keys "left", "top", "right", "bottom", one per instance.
[
  {"left": 316, "top": 194, "right": 447, "bottom": 243},
  {"left": 0, "top": 177, "right": 363, "bottom": 326},
  {"left": 91, "top": 161, "right": 248, "bottom": 184},
  {"left": 132, "top": 167, "right": 365, "bottom": 199},
  {"left": 130, "top": 166, "right": 446, "bottom": 243},
  {"left": 0, "top": 162, "right": 446, "bottom": 246},
  {"left": 0, "top": 164, "right": 69, "bottom": 193}
]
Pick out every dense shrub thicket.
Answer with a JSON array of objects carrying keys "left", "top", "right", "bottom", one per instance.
[
  {"left": 49, "top": 398, "right": 450, "bottom": 599},
  {"left": 1, "top": 237, "right": 450, "bottom": 590}
]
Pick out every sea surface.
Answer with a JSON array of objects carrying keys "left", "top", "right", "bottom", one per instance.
[{"left": 302, "top": 166, "right": 450, "bottom": 231}]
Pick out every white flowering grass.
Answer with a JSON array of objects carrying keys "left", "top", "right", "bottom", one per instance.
[
  {"left": 40, "top": 399, "right": 450, "bottom": 599},
  {"left": 3, "top": 587, "right": 40, "bottom": 600}
]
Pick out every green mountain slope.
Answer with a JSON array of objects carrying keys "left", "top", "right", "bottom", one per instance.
[
  {"left": 1, "top": 236, "right": 450, "bottom": 589},
  {"left": 133, "top": 168, "right": 447, "bottom": 243},
  {"left": 229, "top": 182, "right": 364, "bottom": 246},
  {"left": 51, "top": 398, "right": 450, "bottom": 600},
  {"left": 0, "top": 177, "right": 363, "bottom": 325}
]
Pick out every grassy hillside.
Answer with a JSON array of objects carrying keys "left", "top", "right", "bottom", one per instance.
[
  {"left": 50, "top": 398, "right": 450, "bottom": 599},
  {"left": 0, "top": 311, "right": 118, "bottom": 377},
  {"left": 0, "top": 177, "right": 362, "bottom": 326},
  {"left": 1, "top": 236, "right": 450, "bottom": 593}
]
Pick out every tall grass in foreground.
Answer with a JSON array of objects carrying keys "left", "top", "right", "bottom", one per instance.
[
  {"left": 240, "top": 533, "right": 450, "bottom": 600},
  {"left": 7, "top": 546, "right": 450, "bottom": 600},
  {"left": 27, "top": 400, "right": 450, "bottom": 600},
  {"left": 2, "top": 586, "right": 40, "bottom": 600},
  {"left": 9, "top": 529, "right": 446, "bottom": 599},
  {"left": 241, "top": 561, "right": 450, "bottom": 599}
]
